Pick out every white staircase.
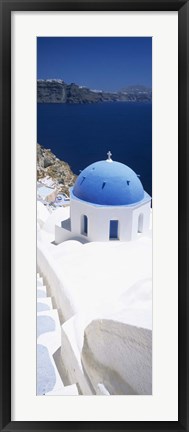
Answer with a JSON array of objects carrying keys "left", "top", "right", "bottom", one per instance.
[
  {"left": 37, "top": 273, "right": 79, "bottom": 396},
  {"left": 37, "top": 277, "right": 47, "bottom": 298}
]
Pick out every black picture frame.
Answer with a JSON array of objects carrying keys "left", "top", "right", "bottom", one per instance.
[{"left": 0, "top": 0, "right": 188, "bottom": 431}]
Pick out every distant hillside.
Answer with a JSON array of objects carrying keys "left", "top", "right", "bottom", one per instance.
[{"left": 37, "top": 80, "right": 152, "bottom": 104}]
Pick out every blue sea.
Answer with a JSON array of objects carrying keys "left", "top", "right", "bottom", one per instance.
[{"left": 37, "top": 102, "right": 152, "bottom": 196}]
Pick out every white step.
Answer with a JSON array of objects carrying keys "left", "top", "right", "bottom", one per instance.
[
  {"left": 37, "top": 309, "right": 61, "bottom": 354},
  {"left": 37, "top": 309, "right": 66, "bottom": 396},
  {"left": 37, "top": 285, "right": 47, "bottom": 298},
  {"left": 37, "top": 277, "right": 44, "bottom": 287},
  {"left": 37, "top": 342, "right": 65, "bottom": 395},
  {"left": 36, "top": 279, "right": 80, "bottom": 396},
  {"left": 37, "top": 297, "right": 52, "bottom": 312}
]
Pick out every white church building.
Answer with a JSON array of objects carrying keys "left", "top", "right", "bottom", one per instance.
[{"left": 55, "top": 152, "right": 151, "bottom": 244}]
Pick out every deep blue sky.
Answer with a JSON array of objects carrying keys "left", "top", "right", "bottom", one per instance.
[{"left": 37, "top": 37, "right": 152, "bottom": 92}]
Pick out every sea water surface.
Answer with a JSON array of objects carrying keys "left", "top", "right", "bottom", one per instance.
[{"left": 37, "top": 102, "right": 152, "bottom": 196}]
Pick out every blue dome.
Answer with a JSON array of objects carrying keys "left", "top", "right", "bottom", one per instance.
[{"left": 72, "top": 160, "right": 145, "bottom": 206}]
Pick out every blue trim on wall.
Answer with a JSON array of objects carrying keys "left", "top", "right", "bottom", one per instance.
[
  {"left": 83, "top": 215, "right": 88, "bottom": 235},
  {"left": 109, "top": 220, "right": 119, "bottom": 239}
]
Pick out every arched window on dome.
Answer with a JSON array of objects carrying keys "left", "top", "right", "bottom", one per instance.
[
  {"left": 81, "top": 215, "right": 88, "bottom": 236},
  {"left": 138, "top": 213, "right": 144, "bottom": 233}
]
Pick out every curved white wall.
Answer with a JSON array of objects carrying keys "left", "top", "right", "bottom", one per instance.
[
  {"left": 82, "top": 319, "right": 152, "bottom": 395},
  {"left": 70, "top": 198, "right": 151, "bottom": 242}
]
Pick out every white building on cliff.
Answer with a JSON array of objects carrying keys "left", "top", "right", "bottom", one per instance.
[{"left": 55, "top": 152, "right": 151, "bottom": 244}]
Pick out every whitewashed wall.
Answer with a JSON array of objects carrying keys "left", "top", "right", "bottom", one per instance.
[{"left": 55, "top": 197, "right": 151, "bottom": 244}]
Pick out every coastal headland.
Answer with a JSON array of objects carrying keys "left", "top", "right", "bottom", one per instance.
[
  {"left": 37, "top": 143, "right": 76, "bottom": 196},
  {"left": 38, "top": 80, "right": 152, "bottom": 104}
]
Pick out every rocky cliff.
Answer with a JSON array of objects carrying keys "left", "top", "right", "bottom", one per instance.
[
  {"left": 37, "top": 143, "right": 77, "bottom": 195},
  {"left": 37, "top": 80, "right": 152, "bottom": 104}
]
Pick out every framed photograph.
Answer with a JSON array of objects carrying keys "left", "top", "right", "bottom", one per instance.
[{"left": 0, "top": 0, "right": 188, "bottom": 431}]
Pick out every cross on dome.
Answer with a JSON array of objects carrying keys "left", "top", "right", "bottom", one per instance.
[{"left": 106, "top": 150, "right": 113, "bottom": 163}]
